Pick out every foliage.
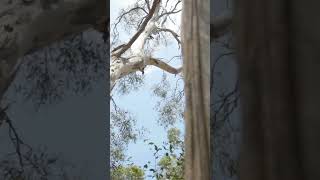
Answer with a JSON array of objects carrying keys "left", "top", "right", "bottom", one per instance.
[
  {"left": 111, "top": 165, "right": 145, "bottom": 180},
  {"left": 152, "top": 73, "right": 184, "bottom": 128},
  {"left": 111, "top": 128, "right": 184, "bottom": 179},
  {"left": 143, "top": 127, "right": 184, "bottom": 180},
  {"left": 113, "top": 73, "right": 145, "bottom": 96},
  {"left": 110, "top": 0, "right": 184, "bottom": 172},
  {"left": 11, "top": 30, "right": 107, "bottom": 108},
  {"left": 110, "top": 107, "right": 141, "bottom": 168},
  {"left": 0, "top": 144, "right": 78, "bottom": 180}
]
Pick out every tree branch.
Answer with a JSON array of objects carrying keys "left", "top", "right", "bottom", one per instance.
[
  {"left": 110, "top": 56, "right": 182, "bottom": 92},
  {"left": 113, "top": 6, "right": 148, "bottom": 29},
  {"left": 156, "top": 28, "right": 181, "bottom": 44},
  {"left": 147, "top": 57, "right": 182, "bottom": 74},
  {"left": 158, "top": 0, "right": 182, "bottom": 19},
  {"left": 112, "top": 0, "right": 161, "bottom": 57},
  {"left": 145, "top": 0, "right": 151, "bottom": 11}
]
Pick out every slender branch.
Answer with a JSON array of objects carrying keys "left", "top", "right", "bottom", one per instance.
[
  {"left": 111, "top": 97, "right": 120, "bottom": 112},
  {"left": 158, "top": 0, "right": 182, "bottom": 19},
  {"left": 213, "top": 52, "right": 234, "bottom": 70},
  {"left": 112, "top": 0, "right": 161, "bottom": 57},
  {"left": 156, "top": 28, "right": 181, "bottom": 44},
  {"left": 111, "top": 6, "right": 148, "bottom": 46},
  {"left": 145, "top": 0, "right": 151, "bottom": 11},
  {"left": 0, "top": 57, "right": 23, "bottom": 103},
  {"left": 1, "top": 105, "right": 32, "bottom": 170},
  {"left": 158, "top": 9, "right": 181, "bottom": 19},
  {"left": 7, "top": 115, "right": 25, "bottom": 169},
  {"left": 113, "top": 7, "right": 148, "bottom": 29},
  {"left": 112, "top": 44, "right": 126, "bottom": 53}
]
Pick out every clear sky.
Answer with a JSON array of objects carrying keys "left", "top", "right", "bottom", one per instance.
[{"left": 111, "top": 0, "right": 184, "bottom": 179}]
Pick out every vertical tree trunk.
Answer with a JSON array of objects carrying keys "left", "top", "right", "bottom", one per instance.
[
  {"left": 182, "top": 0, "right": 210, "bottom": 179},
  {"left": 235, "top": 0, "right": 320, "bottom": 179}
]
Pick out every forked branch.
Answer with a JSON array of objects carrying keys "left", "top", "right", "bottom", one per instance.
[{"left": 112, "top": 0, "right": 161, "bottom": 57}]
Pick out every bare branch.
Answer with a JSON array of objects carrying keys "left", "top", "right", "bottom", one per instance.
[
  {"left": 156, "top": 28, "right": 181, "bottom": 45},
  {"left": 147, "top": 57, "right": 182, "bottom": 74},
  {"left": 114, "top": 6, "right": 148, "bottom": 28},
  {"left": 111, "top": 5, "right": 149, "bottom": 45},
  {"left": 145, "top": 0, "right": 151, "bottom": 11},
  {"left": 112, "top": 0, "right": 161, "bottom": 57},
  {"left": 213, "top": 52, "right": 234, "bottom": 70},
  {"left": 112, "top": 44, "right": 126, "bottom": 53},
  {"left": 111, "top": 56, "right": 182, "bottom": 91},
  {"left": 158, "top": 0, "right": 182, "bottom": 19}
]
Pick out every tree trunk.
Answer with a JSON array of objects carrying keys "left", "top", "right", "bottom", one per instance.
[
  {"left": 181, "top": 0, "right": 210, "bottom": 179},
  {"left": 235, "top": 0, "right": 320, "bottom": 179},
  {"left": 110, "top": 0, "right": 182, "bottom": 91},
  {"left": 0, "top": 0, "right": 107, "bottom": 98}
]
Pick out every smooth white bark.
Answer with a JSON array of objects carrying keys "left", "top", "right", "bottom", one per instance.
[{"left": 110, "top": 1, "right": 182, "bottom": 91}]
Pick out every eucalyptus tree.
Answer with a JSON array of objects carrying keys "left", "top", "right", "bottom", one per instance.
[
  {"left": 110, "top": 0, "right": 183, "bottom": 91},
  {"left": 110, "top": 0, "right": 185, "bottom": 170}
]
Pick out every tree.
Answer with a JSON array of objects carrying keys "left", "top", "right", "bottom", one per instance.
[
  {"left": 143, "top": 127, "right": 184, "bottom": 179},
  {"left": 156, "top": 128, "right": 184, "bottom": 180},
  {"left": 0, "top": 0, "right": 107, "bottom": 100},
  {"left": 0, "top": 30, "right": 108, "bottom": 179},
  {"left": 181, "top": 0, "right": 210, "bottom": 179},
  {"left": 111, "top": 165, "right": 145, "bottom": 180},
  {"left": 0, "top": 1, "right": 108, "bottom": 178},
  {"left": 234, "top": 0, "right": 320, "bottom": 180},
  {"left": 110, "top": 0, "right": 184, "bottom": 172},
  {"left": 110, "top": 0, "right": 182, "bottom": 91},
  {"left": 211, "top": 1, "right": 241, "bottom": 179},
  {"left": 0, "top": 0, "right": 236, "bottom": 179}
]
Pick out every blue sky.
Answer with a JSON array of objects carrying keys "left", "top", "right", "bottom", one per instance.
[{"left": 110, "top": 0, "right": 184, "bottom": 178}]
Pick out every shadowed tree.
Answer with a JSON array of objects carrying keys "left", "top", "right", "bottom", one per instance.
[
  {"left": 0, "top": 30, "right": 108, "bottom": 179},
  {"left": 234, "top": 0, "right": 320, "bottom": 180},
  {"left": 211, "top": 0, "right": 242, "bottom": 179},
  {"left": 0, "top": 1, "right": 108, "bottom": 179},
  {"left": 0, "top": 0, "right": 107, "bottom": 100}
]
